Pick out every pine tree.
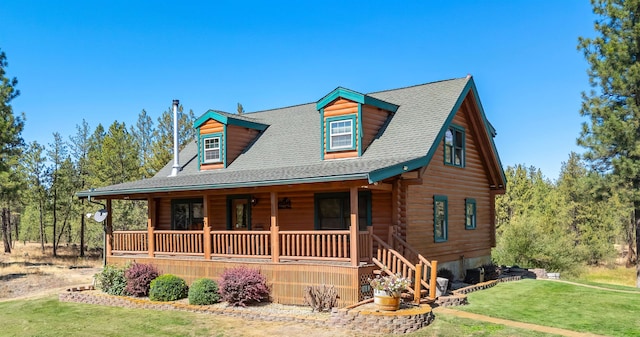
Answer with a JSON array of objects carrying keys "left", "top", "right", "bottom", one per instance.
[
  {"left": 146, "top": 105, "right": 196, "bottom": 175},
  {"left": 131, "top": 109, "right": 155, "bottom": 178},
  {"left": 578, "top": 0, "right": 640, "bottom": 286},
  {"left": 0, "top": 49, "right": 25, "bottom": 253}
]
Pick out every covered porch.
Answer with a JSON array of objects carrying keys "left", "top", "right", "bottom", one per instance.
[{"left": 92, "top": 180, "right": 437, "bottom": 306}]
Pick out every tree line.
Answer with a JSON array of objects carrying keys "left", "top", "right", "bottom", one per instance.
[
  {"left": 494, "top": 153, "right": 631, "bottom": 275},
  {"left": 0, "top": 47, "right": 198, "bottom": 255}
]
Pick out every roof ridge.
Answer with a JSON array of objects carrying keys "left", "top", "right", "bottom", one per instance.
[
  {"left": 243, "top": 77, "right": 468, "bottom": 114},
  {"left": 366, "top": 77, "right": 468, "bottom": 95}
]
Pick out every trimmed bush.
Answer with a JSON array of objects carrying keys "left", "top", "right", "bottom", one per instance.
[
  {"left": 437, "top": 268, "right": 455, "bottom": 290},
  {"left": 188, "top": 278, "right": 221, "bottom": 305},
  {"left": 95, "top": 264, "right": 128, "bottom": 296},
  {"left": 149, "top": 274, "right": 188, "bottom": 301},
  {"left": 219, "top": 266, "right": 269, "bottom": 307},
  {"left": 125, "top": 263, "right": 159, "bottom": 297}
]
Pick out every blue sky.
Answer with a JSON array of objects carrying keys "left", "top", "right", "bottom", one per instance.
[{"left": 1, "top": 1, "right": 595, "bottom": 180}]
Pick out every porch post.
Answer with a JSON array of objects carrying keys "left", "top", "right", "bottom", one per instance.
[
  {"left": 368, "top": 226, "right": 374, "bottom": 263},
  {"left": 270, "top": 191, "right": 279, "bottom": 263},
  {"left": 429, "top": 260, "right": 439, "bottom": 300},
  {"left": 349, "top": 186, "right": 359, "bottom": 267},
  {"left": 105, "top": 199, "right": 113, "bottom": 257},
  {"left": 414, "top": 263, "right": 422, "bottom": 304},
  {"left": 203, "top": 195, "right": 211, "bottom": 260},
  {"left": 147, "top": 197, "right": 155, "bottom": 257}
]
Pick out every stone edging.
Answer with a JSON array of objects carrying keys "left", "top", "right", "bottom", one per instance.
[
  {"left": 329, "top": 305, "right": 434, "bottom": 335},
  {"left": 436, "top": 275, "right": 522, "bottom": 307},
  {"left": 60, "top": 290, "right": 435, "bottom": 334},
  {"left": 59, "top": 292, "right": 329, "bottom": 327}
]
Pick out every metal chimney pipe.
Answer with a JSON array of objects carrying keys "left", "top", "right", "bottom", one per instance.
[{"left": 169, "top": 99, "right": 180, "bottom": 177}]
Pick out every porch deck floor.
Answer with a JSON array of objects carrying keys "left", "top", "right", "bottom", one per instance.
[{"left": 112, "top": 253, "right": 373, "bottom": 267}]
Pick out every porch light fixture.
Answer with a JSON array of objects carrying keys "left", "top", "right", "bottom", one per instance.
[{"left": 251, "top": 197, "right": 258, "bottom": 206}]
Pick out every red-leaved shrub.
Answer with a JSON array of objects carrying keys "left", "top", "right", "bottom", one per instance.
[
  {"left": 125, "top": 263, "right": 159, "bottom": 297},
  {"left": 219, "top": 266, "right": 269, "bottom": 306}
]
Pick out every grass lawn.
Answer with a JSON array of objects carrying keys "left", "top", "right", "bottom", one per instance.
[
  {"left": 460, "top": 279, "right": 640, "bottom": 337},
  {"left": 407, "top": 314, "right": 558, "bottom": 337},
  {"left": 0, "top": 295, "right": 560, "bottom": 337}
]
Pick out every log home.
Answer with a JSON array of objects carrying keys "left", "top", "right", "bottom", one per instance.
[{"left": 78, "top": 76, "right": 505, "bottom": 306}]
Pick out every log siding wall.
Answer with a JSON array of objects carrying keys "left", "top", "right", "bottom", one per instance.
[
  {"left": 154, "top": 190, "right": 392, "bottom": 233},
  {"left": 406, "top": 104, "right": 493, "bottom": 264},
  {"left": 361, "top": 104, "right": 390, "bottom": 152}
]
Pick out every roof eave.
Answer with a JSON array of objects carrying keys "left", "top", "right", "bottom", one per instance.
[{"left": 76, "top": 173, "right": 370, "bottom": 199}]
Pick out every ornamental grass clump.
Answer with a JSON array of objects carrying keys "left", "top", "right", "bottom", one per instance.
[
  {"left": 369, "top": 273, "right": 410, "bottom": 296},
  {"left": 219, "top": 266, "right": 269, "bottom": 307},
  {"left": 124, "top": 263, "right": 159, "bottom": 297},
  {"left": 149, "top": 274, "right": 188, "bottom": 302},
  {"left": 188, "top": 278, "right": 221, "bottom": 305}
]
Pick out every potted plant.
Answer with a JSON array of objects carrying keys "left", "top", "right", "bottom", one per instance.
[{"left": 369, "top": 272, "right": 410, "bottom": 311}]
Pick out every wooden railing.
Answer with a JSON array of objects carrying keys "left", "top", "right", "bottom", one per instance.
[
  {"left": 154, "top": 230, "right": 204, "bottom": 255},
  {"left": 210, "top": 231, "right": 271, "bottom": 258},
  {"left": 113, "top": 231, "right": 148, "bottom": 253},
  {"left": 371, "top": 233, "right": 438, "bottom": 303},
  {"left": 358, "top": 229, "right": 372, "bottom": 262},
  {"left": 279, "top": 230, "right": 350, "bottom": 261},
  {"left": 111, "top": 229, "right": 370, "bottom": 263}
]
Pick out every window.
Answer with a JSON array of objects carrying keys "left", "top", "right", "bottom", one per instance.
[
  {"left": 314, "top": 192, "right": 371, "bottom": 230},
  {"left": 433, "top": 195, "right": 448, "bottom": 242},
  {"left": 171, "top": 199, "right": 204, "bottom": 230},
  {"left": 327, "top": 116, "right": 356, "bottom": 151},
  {"left": 203, "top": 136, "right": 221, "bottom": 163},
  {"left": 465, "top": 198, "right": 476, "bottom": 230},
  {"left": 226, "top": 195, "right": 252, "bottom": 230},
  {"left": 444, "top": 126, "right": 464, "bottom": 167}
]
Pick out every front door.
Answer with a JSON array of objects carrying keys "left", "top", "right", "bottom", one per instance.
[
  {"left": 227, "top": 195, "right": 252, "bottom": 230},
  {"left": 232, "top": 198, "right": 249, "bottom": 230}
]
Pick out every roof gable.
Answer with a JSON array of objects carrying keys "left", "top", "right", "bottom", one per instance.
[
  {"left": 193, "top": 110, "right": 269, "bottom": 131},
  {"left": 316, "top": 87, "right": 399, "bottom": 113}
]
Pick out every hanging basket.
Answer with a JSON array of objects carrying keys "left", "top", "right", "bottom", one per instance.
[{"left": 373, "top": 289, "right": 401, "bottom": 311}]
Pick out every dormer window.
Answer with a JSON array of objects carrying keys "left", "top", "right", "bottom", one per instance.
[
  {"left": 203, "top": 135, "right": 222, "bottom": 163},
  {"left": 327, "top": 116, "right": 356, "bottom": 152},
  {"left": 329, "top": 118, "right": 354, "bottom": 150}
]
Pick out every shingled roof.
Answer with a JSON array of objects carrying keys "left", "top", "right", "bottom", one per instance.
[{"left": 79, "top": 76, "right": 496, "bottom": 197}]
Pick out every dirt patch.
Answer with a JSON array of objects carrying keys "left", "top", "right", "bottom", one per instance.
[{"left": 0, "top": 243, "right": 101, "bottom": 301}]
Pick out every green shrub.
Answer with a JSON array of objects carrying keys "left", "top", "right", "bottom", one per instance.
[
  {"left": 149, "top": 274, "right": 188, "bottom": 301},
  {"left": 188, "top": 278, "right": 221, "bottom": 305},
  {"left": 95, "top": 264, "right": 128, "bottom": 296}
]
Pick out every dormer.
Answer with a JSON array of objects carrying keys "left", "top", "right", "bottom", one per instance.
[
  {"left": 316, "top": 87, "right": 398, "bottom": 160},
  {"left": 193, "top": 110, "right": 268, "bottom": 170}
]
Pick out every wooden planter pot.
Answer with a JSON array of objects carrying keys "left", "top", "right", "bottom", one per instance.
[{"left": 373, "top": 290, "right": 400, "bottom": 311}]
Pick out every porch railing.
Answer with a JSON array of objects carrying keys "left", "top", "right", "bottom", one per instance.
[
  {"left": 112, "top": 231, "right": 148, "bottom": 254},
  {"left": 279, "top": 230, "right": 350, "bottom": 261},
  {"left": 211, "top": 230, "right": 271, "bottom": 258},
  {"left": 111, "top": 229, "right": 373, "bottom": 263},
  {"left": 154, "top": 230, "right": 204, "bottom": 255}
]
